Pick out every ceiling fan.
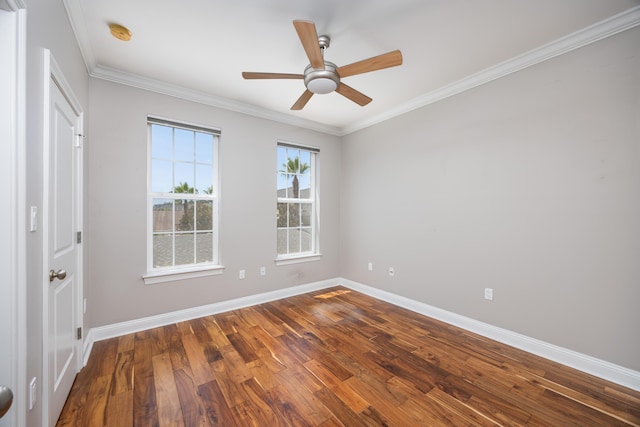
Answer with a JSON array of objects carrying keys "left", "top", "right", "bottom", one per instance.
[{"left": 242, "top": 20, "right": 403, "bottom": 110}]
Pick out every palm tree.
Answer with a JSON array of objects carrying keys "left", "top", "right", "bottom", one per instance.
[
  {"left": 173, "top": 182, "right": 195, "bottom": 231},
  {"left": 282, "top": 157, "right": 309, "bottom": 199},
  {"left": 280, "top": 157, "right": 309, "bottom": 229},
  {"left": 173, "top": 182, "right": 195, "bottom": 195},
  {"left": 173, "top": 182, "right": 213, "bottom": 231}
]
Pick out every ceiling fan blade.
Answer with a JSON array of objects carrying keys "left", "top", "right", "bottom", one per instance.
[
  {"left": 293, "top": 20, "right": 324, "bottom": 69},
  {"left": 336, "top": 50, "right": 403, "bottom": 78},
  {"left": 242, "top": 72, "right": 304, "bottom": 80},
  {"left": 335, "top": 83, "right": 372, "bottom": 106},
  {"left": 291, "top": 90, "right": 314, "bottom": 110}
]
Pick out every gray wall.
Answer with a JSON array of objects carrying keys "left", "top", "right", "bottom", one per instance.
[
  {"left": 24, "top": 0, "right": 90, "bottom": 426},
  {"left": 340, "top": 26, "right": 640, "bottom": 371},
  {"left": 86, "top": 79, "right": 342, "bottom": 327}
]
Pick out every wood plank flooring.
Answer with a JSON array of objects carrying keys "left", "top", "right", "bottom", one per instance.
[{"left": 57, "top": 286, "right": 640, "bottom": 426}]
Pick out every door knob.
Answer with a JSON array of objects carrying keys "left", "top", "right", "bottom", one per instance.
[
  {"left": 0, "top": 385, "right": 13, "bottom": 419},
  {"left": 49, "top": 269, "right": 67, "bottom": 282}
]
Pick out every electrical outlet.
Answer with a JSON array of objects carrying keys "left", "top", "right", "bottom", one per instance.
[
  {"left": 367, "top": 262, "right": 373, "bottom": 271},
  {"left": 239, "top": 269, "right": 245, "bottom": 279},
  {"left": 260, "top": 266, "right": 266, "bottom": 276},
  {"left": 388, "top": 267, "right": 395, "bottom": 277},
  {"left": 484, "top": 288, "right": 493, "bottom": 301}
]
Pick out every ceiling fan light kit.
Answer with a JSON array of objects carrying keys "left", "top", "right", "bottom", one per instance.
[
  {"left": 305, "top": 61, "right": 339, "bottom": 94},
  {"left": 242, "top": 20, "right": 402, "bottom": 110}
]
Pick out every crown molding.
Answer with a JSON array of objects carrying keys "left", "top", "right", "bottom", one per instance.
[
  {"left": 64, "top": 1, "right": 639, "bottom": 137},
  {"left": 341, "top": 5, "right": 640, "bottom": 135},
  {"left": 3, "top": 0, "right": 26, "bottom": 10},
  {"left": 62, "top": 0, "right": 96, "bottom": 74},
  {"left": 91, "top": 65, "right": 342, "bottom": 136}
]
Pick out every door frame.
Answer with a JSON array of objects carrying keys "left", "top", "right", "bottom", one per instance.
[
  {"left": 0, "top": 2, "right": 26, "bottom": 427},
  {"left": 42, "top": 49, "right": 84, "bottom": 427}
]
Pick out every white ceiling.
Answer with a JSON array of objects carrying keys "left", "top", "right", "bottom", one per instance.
[{"left": 64, "top": 0, "right": 640, "bottom": 135}]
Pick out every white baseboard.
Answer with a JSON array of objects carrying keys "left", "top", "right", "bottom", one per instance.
[
  {"left": 338, "top": 278, "right": 640, "bottom": 392},
  {"left": 86, "top": 277, "right": 337, "bottom": 349},
  {"left": 83, "top": 277, "right": 640, "bottom": 392},
  {"left": 82, "top": 328, "right": 94, "bottom": 366}
]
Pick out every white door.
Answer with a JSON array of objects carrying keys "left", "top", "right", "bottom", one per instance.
[
  {"left": 0, "top": 5, "right": 25, "bottom": 427},
  {"left": 0, "top": 8, "right": 17, "bottom": 426},
  {"left": 46, "top": 64, "right": 83, "bottom": 426}
]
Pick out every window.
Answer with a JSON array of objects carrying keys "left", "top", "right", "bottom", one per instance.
[
  {"left": 145, "top": 117, "right": 220, "bottom": 283},
  {"left": 277, "top": 142, "right": 319, "bottom": 262}
]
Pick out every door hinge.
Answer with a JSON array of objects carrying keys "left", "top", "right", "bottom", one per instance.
[
  {"left": 77, "top": 231, "right": 82, "bottom": 244},
  {"left": 76, "top": 327, "right": 82, "bottom": 340}
]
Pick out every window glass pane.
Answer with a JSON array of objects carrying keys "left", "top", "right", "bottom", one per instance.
[
  {"left": 298, "top": 174, "right": 311, "bottom": 196},
  {"left": 195, "top": 164, "right": 213, "bottom": 195},
  {"left": 176, "top": 200, "right": 194, "bottom": 231},
  {"left": 277, "top": 229, "right": 288, "bottom": 255},
  {"left": 174, "top": 163, "right": 194, "bottom": 191},
  {"left": 277, "top": 146, "right": 288, "bottom": 173},
  {"left": 277, "top": 174, "right": 289, "bottom": 197},
  {"left": 151, "top": 124, "right": 172, "bottom": 159},
  {"left": 196, "top": 133, "right": 213, "bottom": 164},
  {"left": 288, "top": 228, "right": 301, "bottom": 253},
  {"left": 287, "top": 149, "right": 301, "bottom": 172},
  {"left": 277, "top": 203, "right": 288, "bottom": 228},
  {"left": 301, "top": 203, "right": 311, "bottom": 227},
  {"left": 196, "top": 232, "right": 213, "bottom": 263},
  {"left": 291, "top": 173, "right": 304, "bottom": 199},
  {"left": 153, "top": 199, "right": 173, "bottom": 232},
  {"left": 174, "top": 128, "right": 194, "bottom": 162},
  {"left": 285, "top": 174, "right": 295, "bottom": 198},
  {"left": 287, "top": 202, "right": 300, "bottom": 227},
  {"left": 299, "top": 151, "right": 311, "bottom": 174},
  {"left": 300, "top": 228, "right": 312, "bottom": 252},
  {"left": 151, "top": 160, "right": 172, "bottom": 193},
  {"left": 153, "top": 233, "right": 173, "bottom": 267},
  {"left": 195, "top": 200, "right": 213, "bottom": 230},
  {"left": 280, "top": 148, "right": 300, "bottom": 173},
  {"left": 175, "top": 232, "right": 194, "bottom": 265}
]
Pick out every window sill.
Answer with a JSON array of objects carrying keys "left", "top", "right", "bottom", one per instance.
[
  {"left": 143, "top": 265, "right": 225, "bottom": 285},
  {"left": 275, "top": 254, "right": 322, "bottom": 266}
]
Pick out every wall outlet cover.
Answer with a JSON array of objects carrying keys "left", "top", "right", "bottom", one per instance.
[{"left": 29, "top": 377, "right": 37, "bottom": 410}]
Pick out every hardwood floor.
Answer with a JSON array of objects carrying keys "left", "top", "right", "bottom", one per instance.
[{"left": 57, "top": 286, "right": 640, "bottom": 426}]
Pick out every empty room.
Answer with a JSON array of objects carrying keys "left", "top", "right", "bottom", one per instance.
[{"left": 1, "top": 0, "right": 639, "bottom": 426}]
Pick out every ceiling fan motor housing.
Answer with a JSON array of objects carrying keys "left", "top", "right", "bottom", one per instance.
[{"left": 304, "top": 61, "right": 340, "bottom": 94}]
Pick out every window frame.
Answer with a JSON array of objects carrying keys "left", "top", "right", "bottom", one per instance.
[
  {"left": 143, "top": 116, "right": 223, "bottom": 284},
  {"left": 276, "top": 141, "right": 321, "bottom": 264}
]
